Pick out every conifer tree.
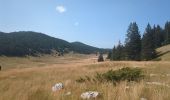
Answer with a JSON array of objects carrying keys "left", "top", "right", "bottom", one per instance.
[
  {"left": 98, "top": 53, "right": 104, "bottom": 62},
  {"left": 164, "top": 21, "right": 170, "bottom": 44},
  {"left": 109, "top": 41, "right": 125, "bottom": 61},
  {"left": 115, "top": 41, "right": 124, "bottom": 60},
  {"left": 111, "top": 46, "right": 116, "bottom": 60},
  {"left": 107, "top": 51, "right": 112, "bottom": 59},
  {"left": 153, "top": 25, "right": 164, "bottom": 48},
  {"left": 125, "top": 22, "right": 141, "bottom": 61},
  {"left": 141, "top": 24, "right": 156, "bottom": 60}
]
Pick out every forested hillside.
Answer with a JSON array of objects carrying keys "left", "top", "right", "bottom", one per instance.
[
  {"left": 108, "top": 21, "right": 170, "bottom": 61},
  {"left": 71, "top": 42, "right": 105, "bottom": 54},
  {"left": 0, "top": 31, "right": 108, "bottom": 56}
]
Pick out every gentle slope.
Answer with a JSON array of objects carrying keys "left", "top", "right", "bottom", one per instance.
[{"left": 156, "top": 44, "right": 170, "bottom": 61}]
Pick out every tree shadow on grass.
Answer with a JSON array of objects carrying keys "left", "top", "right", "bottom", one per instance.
[{"left": 156, "top": 51, "right": 170, "bottom": 58}]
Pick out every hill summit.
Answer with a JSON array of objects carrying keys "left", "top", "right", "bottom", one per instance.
[{"left": 0, "top": 31, "right": 109, "bottom": 56}]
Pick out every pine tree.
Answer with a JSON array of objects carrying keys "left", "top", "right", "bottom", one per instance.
[
  {"left": 111, "top": 46, "right": 116, "bottom": 60},
  {"left": 141, "top": 24, "right": 156, "bottom": 60},
  {"left": 115, "top": 41, "right": 124, "bottom": 60},
  {"left": 153, "top": 25, "right": 165, "bottom": 48},
  {"left": 125, "top": 22, "right": 141, "bottom": 61},
  {"left": 98, "top": 53, "right": 104, "bottom": 62},
  {"left": 164, "top": 21, "right": 170, "bottom": 44},
  {"left": 107, "top": 51, "right": 112, "bottom": 59},
  {"left": 110, "top": 41, "right": 125, "bottom": 61}
]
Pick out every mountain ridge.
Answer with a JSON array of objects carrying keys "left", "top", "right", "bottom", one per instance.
[{"left": 0, "top": 31, "right": 110, "bottom": 56}]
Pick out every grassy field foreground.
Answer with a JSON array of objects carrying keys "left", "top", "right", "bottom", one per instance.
[{"left": 0, "top": 54, "right": 170, "bottom": 100}]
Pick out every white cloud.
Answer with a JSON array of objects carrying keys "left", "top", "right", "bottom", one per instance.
[
  {"left": 74, "top": 22, "right": 79, "bottom": 26},
  {"left": 56, "top": 5, "right": 66, "bottom": 13}
]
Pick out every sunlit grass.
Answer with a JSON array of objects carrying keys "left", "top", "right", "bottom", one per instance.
[{"left": 0, "top": 54, "right": 170, "bottom": 100}]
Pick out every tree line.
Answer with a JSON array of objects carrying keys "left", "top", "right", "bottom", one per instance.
[{"left": 108, "top": 21, "right": 170, "bottom": 61}]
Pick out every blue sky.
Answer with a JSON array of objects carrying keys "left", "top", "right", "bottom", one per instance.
[{"left": 0, "top": 0, "right": 170, "bottom": 48}]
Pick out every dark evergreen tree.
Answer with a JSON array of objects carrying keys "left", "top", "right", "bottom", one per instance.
[
  {"left": 164, "top": 21, "right": 170, "bottom": 44},
  {"left": 111, "top": 46, "right": 117, "bottom": 60},
  {"left": 153, "top": 25, "right": 165, "bottom": 48},
  {"left": 114, "top": 41, "right": 124, "bottom": 60},
  {"left": 125, "top": 22, "right": 141, "bottom": 61},
  {"left": 107, "top": 51, "right": 112, "bottom": 59},
  {"left": 141, "top": 24, "right": 156, "bottom": 60},
  {"left": 109, "top": 41, "right": 125, "bottom": 61},
  {"left": 98, "top": 53, "right": 104, "bottom": 62}
]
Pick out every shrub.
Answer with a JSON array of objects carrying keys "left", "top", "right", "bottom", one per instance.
[
  {"left": 76, "top": 67, "right": 144, "bottom": 84},
  {"left": 101, "top": 67, "right": 144, "bottom": 83}
]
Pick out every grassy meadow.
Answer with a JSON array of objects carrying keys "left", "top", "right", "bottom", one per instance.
[{"left": 0, "top": 45, "right": 170, "bottom": 100}]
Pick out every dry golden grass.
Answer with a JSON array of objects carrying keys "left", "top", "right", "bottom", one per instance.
[
  {"left": 156, "top": 44, "right": 170, "bottom": 61},
  {"left": 0, "top": 54, "right": 170, "bottom": 100}
]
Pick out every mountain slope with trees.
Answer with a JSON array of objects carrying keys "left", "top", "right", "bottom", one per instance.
[
  {"left": 71, "top": 42, "right": 101, "bottom": 54},
  {"left": 0, "top": 31, "right": 109, "bottom": 56},
  {"left": 108, "top": 21, "right": 170, "bottom": 61}
]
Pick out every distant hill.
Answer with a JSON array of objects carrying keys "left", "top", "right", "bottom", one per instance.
[
  {"left": 0, "top": 31, "right": 110, "bottom": 56},
  {"left": 156, "top": 44, "right": 170, "bottom": 61},
  {"left": 71, "top": 42, "right": 105, "bottom": 54}
]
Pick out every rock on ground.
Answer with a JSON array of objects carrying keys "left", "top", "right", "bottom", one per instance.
[
  {"left": 81, "top": 91, "right": 99, "bottom": 99},
  {"left": 52, "top": 83, "right": 64, "bottom": 92},
  {"left": 140, "top": 97, "right": 147, "bottom": 100}
]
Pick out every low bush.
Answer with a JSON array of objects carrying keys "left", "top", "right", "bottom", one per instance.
[
  {"left": 101, "top": 67, "right": 144, "bottom": 83},
  {"left": 76, "top": 67, "right": 144, "bottom": 84}
]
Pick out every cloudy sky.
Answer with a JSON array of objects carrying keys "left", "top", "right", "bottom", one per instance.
[{"left": 0, "top": 0, "right": 170, "bottom": 48}]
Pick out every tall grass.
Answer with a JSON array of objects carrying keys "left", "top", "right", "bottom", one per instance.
[{"left": 0, "top": 55, "right": 170, "bottom": 100}]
